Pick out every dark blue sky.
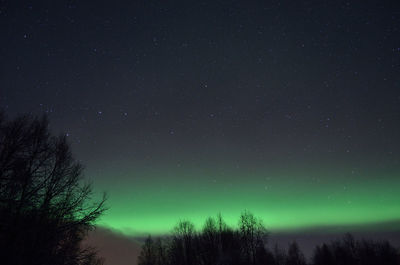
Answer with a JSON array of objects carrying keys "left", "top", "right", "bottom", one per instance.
[{"left": 1, "top": 0, "right": 400, "bottom": 242}]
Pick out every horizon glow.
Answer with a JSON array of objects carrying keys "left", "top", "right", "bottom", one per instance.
[{"left": 93, "top": 165, "right": 400, "bottom": 236}]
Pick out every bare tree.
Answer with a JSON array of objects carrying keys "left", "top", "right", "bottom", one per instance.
[
  {"left": 312, "top": 234, "right": 399, "bottom": 265},
  {"left": 138, "top": 236, "right": 168, "bottom": 265},
  {"left": 238, "top": 211, "right": 267, "bottom": 265},
  {"left": 0, "top": 112, "right": 106, "bottom": 265},
  {"left": 200, "top": 217, "right": 219, "bottom": 265},
  {"left": 170, "top": 220, "right": 197, "bottom": 265},
  {"left": 138, "top": 236, "right": 157, "bottom": 265},
  {"left": 286, "top": 241, "right": 306, "bottom": 265}
]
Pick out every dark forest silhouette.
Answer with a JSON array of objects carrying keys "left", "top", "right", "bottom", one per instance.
[
  {"left": 137, "top": 213, "right": 400, "bottom": 265},
  {"left": 0, "top": 112, "right": 106, "bottom": 265}
]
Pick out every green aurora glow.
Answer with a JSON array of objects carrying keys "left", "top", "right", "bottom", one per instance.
[{"left": 94, "top": 166, "right": 400, "bottom": 235}]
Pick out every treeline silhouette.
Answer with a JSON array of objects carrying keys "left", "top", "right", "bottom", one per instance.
[
  {"left": 138, "top": 213, "right": 400, "bottom": 265},
  {"left": 0, "top": 112, "right": 106, "bottom": 265}
]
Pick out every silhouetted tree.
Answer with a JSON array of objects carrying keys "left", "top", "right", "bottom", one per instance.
[
  {"left": 138, "top": 236, "right": 158, "bottom": 265},
  {"left": 137, "top": 216, "right": 400, "bottom": 265},
  {"left": 330, "top": 233, "right": 356, "bottom": 265},
  {"left": 312, "top": 243, "right": 334, "bottom": 265},
  {"left": 286, "top": 241, "right": 306, "bottom": 265},
  {"left": 169, "top": 220, "right": 197, "bottom": 265},
  {"left": 139, "top": 213, "right": 273, "bottom": 265},
  {"left": 199, "top": 217, "right": 219, "bottom": 265},
  {"left": 238, "top": 211, "right": 267, "bottom": 265},
  {"left": 155, "top": 237, "right": 168, "bottom": 265},
  {"left": 0, "top": 112, "right": 106, "bottom": 265},
  {"left": 311, "top": 234, "right": 399, "bottom": 265}
]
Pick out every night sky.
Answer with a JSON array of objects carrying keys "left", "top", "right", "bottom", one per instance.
[{"left": 1, "top": 1, "right": 400, "bottom": 236}]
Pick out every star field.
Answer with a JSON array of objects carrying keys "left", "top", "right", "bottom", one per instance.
[{"left": 1, "top": 0, "right": 400, "bottom": 234}]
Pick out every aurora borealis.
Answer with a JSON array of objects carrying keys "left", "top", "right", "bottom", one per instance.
[
  {"left": 97, "top": 165, "right": 400, "bottom": 235},
  {"left": 1, "top": 0, "right": 400, "bottom": 239}
]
